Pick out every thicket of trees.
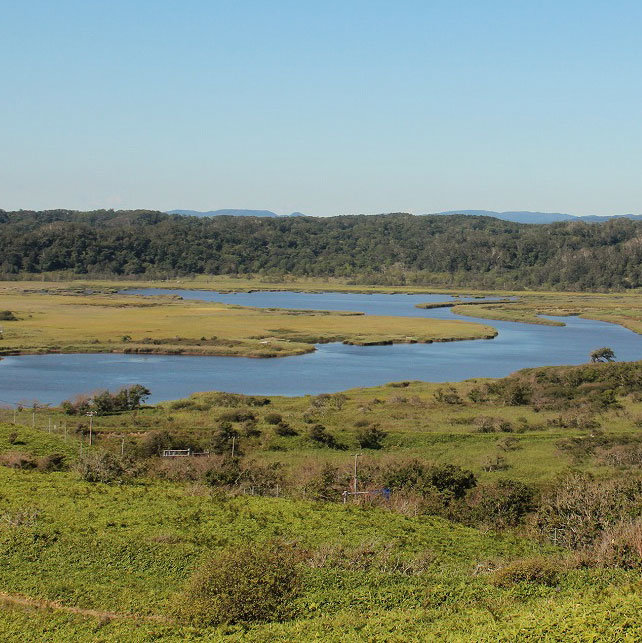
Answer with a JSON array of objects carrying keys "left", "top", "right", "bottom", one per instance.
[
  {"left": 2, "top": 209, "right": 642, "bottom": 290},
  {"left": 62, "top": 384, "right": 150, "bottom": 416}
]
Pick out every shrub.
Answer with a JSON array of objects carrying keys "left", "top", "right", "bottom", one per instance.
[
  {"left": 310, "top": 393, "right": 347, "bottom": 411},
  {"left": 590, "top": 347, "right": 616, "bottom": 363},
  {"left": 238, "top": 460, "right": 285, "bottom": 495},
  {"left": 596, "top": 444, "right": 642, "bottom": 467},
  {"left": 535, "top": 472, "right": 642, "bottom": 549},
  {"left": 218, "top": 409, "right": 257, "bottom": 423},
  {"left": 274, "top": 422, "right": 298, "bottom": 437},
  {"left": 490, "top": 557, "right": 561, "bottom": 588},
  {"left": 242, "top": 420, "right": 262, "bottom": 438},
  {"left": 590, "top": 519, "right": 642, "bottom": 569},
  {"left": 467, "top": 387, "right": 487, "bottom": 403},
  {"left": 210, "top": 423, "right": 241, "bottom": 455},
  {"left": 153, "top": 456, "right": 217, "bottom": 482},
  {"left": 381, "top": 460, "right": 476, "bottom": 501},
  {"left": 428, "top": 463, "right": 477, "bottom": 499},
  {"left": 7, "top": 431, "right": 18, "bottom": 445},
  {"left": 356, "top": 425, "right": 387, "bottom": 449},
  {"left": 61, "top": 395, "right": 91, "bottom": 416},
  {"left": 469, "top": 479, "right": 536, "bottom": 528},
  {"left": 173, "top": 541, "right": 302, "bottom": 625},
  {"left": 0, "top": 310, "right": 17, "bottom": 321},
  {"left": 264, "top": 412, "right": 283, "bottom": 425},
  {"left": 473, "top": 416, "right": 513, "bottom": 433},
  {"left": 308, "top": 424, "right": 345, "bottom": 450},
  {"left": 74, "top": 451, "right": 129, "bottom": 483},
  {"left": 304, "top": 463, "right": 342, "bottom": 501},
  {"left": 501, "top": 382, "right": 532, "bottom": 406},
  {"left": 136, "top": 430, "right": 175, "bottom": 457},
  {"left": 204, "top": 457, "right": 242, "bottom": 488},
  {"left": 497, "top": 436, "right": 521, "bottom": 452},
  {"left": 37, "top": 453, "right": 66, "bottom": 472},
  {"left": 434, "top": 386, "right": 463, "bottom": 405},
  {"left": 0, "top": 451, "right": 36, "bottom": 470},
  {"left": 482, "top": 455, "right": 510, "bottom": 472}
]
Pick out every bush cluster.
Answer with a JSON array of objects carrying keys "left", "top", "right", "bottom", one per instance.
[
  {"left": 62, "top": 384, "right": 150, "bottom": 416},
  {"left": 490, "top": 557, "right": 561, "bottom": 588},
  {"left": 173, "top": 541, "right": 302, "bottom": 625}
]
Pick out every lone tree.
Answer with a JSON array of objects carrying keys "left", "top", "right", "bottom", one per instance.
[{"left": 590, "top": 347, "right": 616, "bottom": 363}]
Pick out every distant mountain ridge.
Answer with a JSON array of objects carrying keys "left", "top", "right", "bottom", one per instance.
[
  {"left": 167, "top": 209, "right": 305, "bottom": 218},
  {"left": 430, "top": 210, "right": 642, "bottom": 224},
  {"left": 166, "top": 208, "right": 642, "bottom": 224}
]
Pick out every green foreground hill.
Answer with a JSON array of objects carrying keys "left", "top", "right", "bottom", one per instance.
[{"left": 2, "top": 360, "right": 642, "bottom": 640}]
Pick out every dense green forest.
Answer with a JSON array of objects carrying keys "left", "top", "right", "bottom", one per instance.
[{"left": 2, "top": 209, "right": 642, "bottom": 290}]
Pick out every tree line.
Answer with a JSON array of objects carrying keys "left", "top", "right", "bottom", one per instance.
[{"left": 2, "top": 209, "right": 642, "bottom": 290}]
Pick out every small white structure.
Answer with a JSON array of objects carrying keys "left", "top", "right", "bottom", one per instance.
[{"left": 162, "top": 449, "right": 192, "bottom": 457}]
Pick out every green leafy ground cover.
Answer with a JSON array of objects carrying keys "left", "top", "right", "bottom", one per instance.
[
  {"left": 3, "top": 361, "right": 642, "bottom": 638},
  {"left": 1, "top": 454, "right": 641, "bottom": 642}
]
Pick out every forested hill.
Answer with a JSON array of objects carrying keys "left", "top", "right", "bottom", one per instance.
[{"left": 2, "top": 209, "right": 642, "bottom": 291}]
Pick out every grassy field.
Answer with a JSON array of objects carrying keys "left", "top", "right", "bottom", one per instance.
[
  {"left": 0, "top": 283, "right": 496, "bottom": 358},
  {"left": 2, "top": 359, "right": 642, "bottom": 640},
  {"left": 7, "top": 370, "right": 641, "bottom": 486}
]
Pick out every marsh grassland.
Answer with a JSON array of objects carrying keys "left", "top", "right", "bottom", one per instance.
[{"left": 0, "top": 282, "right": 496, "bottom": 358}]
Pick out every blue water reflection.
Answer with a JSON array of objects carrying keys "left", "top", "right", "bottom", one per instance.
[{"left": 1, "top": 289, "right": 640, "bottom": 404}]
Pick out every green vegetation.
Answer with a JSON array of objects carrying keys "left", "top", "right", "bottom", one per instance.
[
  {"left": 591, "top": 346, "right": 616, "bottom": 362},
  {"left": 173, "top": 541, "right": 302, "bottom": 626},
  {"left": 4, "top": 209, "right": 642, "bottom": 290},
  {"left": 62, "top": 384, "right": 150, "bottom": 415},
  {"left": 3, "top": 360, "right": 642, "bottom": 638}
]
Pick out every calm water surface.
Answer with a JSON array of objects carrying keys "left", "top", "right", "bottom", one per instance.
[{"left": 1, "top": 289, "right": 641, "bottom": 404}]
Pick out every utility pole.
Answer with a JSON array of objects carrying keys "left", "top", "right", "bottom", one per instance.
[
  {"left": 353, "top": 453, "right": 362, "bottom": 494},
  {"left": 13, "top": 407, "right": 16, "bottom": 425},
  {"left": 86, "top": 411, "right": 96, "bottom": 446}
]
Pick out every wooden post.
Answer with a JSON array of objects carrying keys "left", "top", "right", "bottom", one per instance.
[
  {"left": 353, "top": 453, "right": 362, "bottom": 494},
  {"left": 86, "top": 411, "right": 96, "bottom": 446}
]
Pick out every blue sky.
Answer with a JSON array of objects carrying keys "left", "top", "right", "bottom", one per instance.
[{"left": 1, "top": 0, "right": 641, "bottom": 216}]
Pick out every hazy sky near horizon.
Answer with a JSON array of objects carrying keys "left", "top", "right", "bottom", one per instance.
[{"left": 2, "top": 1, "right": 641, "bottom": 216}]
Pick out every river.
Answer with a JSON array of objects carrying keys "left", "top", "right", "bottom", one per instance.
[{"left": 1, "top": 289, "right": 641, "bottom": 404}]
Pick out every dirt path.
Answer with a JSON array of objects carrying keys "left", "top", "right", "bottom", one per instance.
[{"left": 0, "top": 591, "right": 168, "bottom": 622}]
